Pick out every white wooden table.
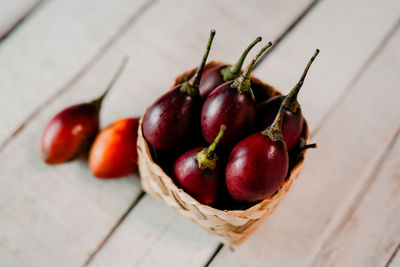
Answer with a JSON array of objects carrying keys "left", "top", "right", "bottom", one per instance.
[{"left": 1, "top": 0, "right": 400, "bottom": 266}]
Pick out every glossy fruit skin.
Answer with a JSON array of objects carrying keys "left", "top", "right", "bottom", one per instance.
[
  {"left": 89, "top": 118, "right": 139, "bottom": 178},
  {"left": 251, "top": 82, "right": 274, "bottom": 105},
  {"left": 199, "top": 65, "right": 226, "bottom": 99},
  {"left": 173, "top": 147, "right": 220, "bottom": 205},
  {"left": 257, "top": 95, "right": 303, "bottom": 151},
  {"left": 201, "top": 81, "right": 256, "bottom": 146},
  {"left": 41, "top": 103, "right": 99, "bottom": 164},
  {"left": 225, "top": 133, "right": 289, "bottom": 202},
  {"left": 142, "top": 85, "right": 202, "bottom": 153}
]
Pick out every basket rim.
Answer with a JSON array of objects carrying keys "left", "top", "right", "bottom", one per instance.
[{"left": 137, "top": 60, "right": 309, "bottom": 216}]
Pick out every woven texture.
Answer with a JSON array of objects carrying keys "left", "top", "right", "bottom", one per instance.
[{"left": 137, "top": 61, "right": 309, "bottom": 247}]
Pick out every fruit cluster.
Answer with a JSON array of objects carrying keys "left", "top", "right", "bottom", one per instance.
[
  {"left": 41, "top": 58, "right": 140, "bottom": 179},
  {"left": 142, "top": 30, "right": 319, "bottom": 208},
  {"left": 41, "top": 29, "right": 318, "bottom": 211}
]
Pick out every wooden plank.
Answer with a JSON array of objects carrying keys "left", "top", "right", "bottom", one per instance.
[
  {"left": 0, "top": 0, "right": 151, "bottom": 146},
  {"left": 0, "top": 0, "right": 40, "bottom": 39},
  {"left": 389, "top": 246, "right": 400, "bottom": 267},
  {"left": 211, "top": 10, "right": 400, "bottom": 267},
  {"left": 0, "top": 59, "right": 144, "bottom": 266},
  {"left": 0, "top": 0, "right": 314, "bottom": 265},
  {"left": 0, "top": 0, "right": 153, "bottom": 266},
  {"left": 307, "top": 132, "right": 400, "bottom": 266},
  {"left": 1, "top": 1, "right": 398, "bottom": 267},
  {"left": 89, "top": 0, "right": 400, "bottom": 266},
  {"left": 0, "top": 0, "right": 315, "bottom": 266},
  {"left": 89, "top": 194, "right": 220, "bottom": 267},
  {"left": 252, "top": 0, "right": 400, "bottom": 133}
]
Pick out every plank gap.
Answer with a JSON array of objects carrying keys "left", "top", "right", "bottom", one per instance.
[
  {"left": 83, "top": 191, "right": 146, "bottom": 266},
  {"left": 204, "top": 243, "right": 224, "bottom": 267},
  {"left": 311, "top": 16, "right": 400, "bottom": 139},
  {"left": 0, "top": 0, "right": 156, "bottom": 154},
  {"left": 303, "top": 122, "right": 400, "bottom": 266},
  {"left": 0, "top": 0, "right": 45, "bottom": 43},
  {"left": 334, "top": 125, "right": 400, "bottom": 234},
  {"left": 386, "top": 243, "right": 400, "bottom": 267},
  {"left": 254, "top": 0, "right": 321, "bottom": 70}
]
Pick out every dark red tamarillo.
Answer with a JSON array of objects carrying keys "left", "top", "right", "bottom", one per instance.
[
  {"left": 41, "top": 57, "right": 128, "bottom": 164},
  {"left": 199, "top": 36, "right": 262, "bottom": 99},
  {"left": 173, "top": 125, "right": 225, "bottom": 205},
  {"left": 201, "top": 41, "right": 272, "bottom": 146},
  {"left": 225, "top": 99, "right": 289, "bottom": 202},
  {"left": 226, "top": 49, "right": 320, "bottom": 202},
  {"left": 257, "top": 49, "right": 320, "bottom": 151},
  {"left": 142, "top": 30, "right": 216, "bottom": 153}
]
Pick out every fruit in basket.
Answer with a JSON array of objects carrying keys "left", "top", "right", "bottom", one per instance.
[
  {"left": 257, "top": 49, "right": 319, "bottom": 151},
  {"left": 199, "top": 36, "right": 262, "bottom": 98},
  {"left": 142, "top": 30, "right": 216, "bottom": 153},
  {"left": 225, "top": 97, "right": 290, "bottom": 202},
  {"left": 41, "top": 58, "right": 128, "bottom": 164},
  {"left": 201, "top": 42, "right": 272, "bottom": 146},
  {"left": 173, "top": 125, "right": 225, "bottom": 204},
  {"left": 89, "top": 117, "right": 139, "bottom": 178}
]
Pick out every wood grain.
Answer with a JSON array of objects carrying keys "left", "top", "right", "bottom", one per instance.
[
  {"left": 308, "top": 131, "right": 400, "bottom": 266},
  {"left": 252, "top": 0, "right": 400, "bottom": 133},
  {"left": 0, "top": 0, "right": 150, "bottom": 146},
  {"left": 1, "top": 0, "right": 399, "bottom": 266},
  {"left": 388, "top": 245, "right": 400, "bottom": 267},
  {"left": 93, "top": 0, "right": 400, "bottom": 265},
  {"left": 32, "top": 0, "right": 319, "bottom": 265},
  {"left": 0, "top": 59, "right": 144, "bottom": 266},
  {"left": 0, "top": 0, "right": 40, "bottom": 39},
  {"left": 0, "top": 0, "right": 315, "bottom": 265},
  {"left": 211, "top": 9, "right": 400, "bottom": 267}
]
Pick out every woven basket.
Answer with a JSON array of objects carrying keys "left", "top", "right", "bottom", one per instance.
[{"left": 137, "top": 61, "right": 309, "bottom": 247}]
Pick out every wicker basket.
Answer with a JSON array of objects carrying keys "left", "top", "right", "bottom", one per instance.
[{"left": 137, "top": 61, "right": 309, "bottom": 247}]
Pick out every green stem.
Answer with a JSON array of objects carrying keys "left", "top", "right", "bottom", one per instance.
[
  {"left": 206, "top": 125, "right": 225, "bottom": 156},
  {"left": 231, "top": 41, "right": 272, "bottom": 94},
  {"left": 181, "top": 30, "right": 216, "bottom": 96},
  {"left": 195, "top": 125, "right": 225, "bottom": 169},
  {"left": 91, "top": 56, "right": 129, "bottom": 110},
  {"left": 262, "top": 104, "right": 285, "bottom": 142},
  {"left": 284, "top": 49, "right": 319, "bottom": 112},
  {"left": 220, "top": 36, "right": 262, "bottom": 81}
]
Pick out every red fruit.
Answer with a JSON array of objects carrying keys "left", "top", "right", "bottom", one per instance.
[
  {"left": 142, "top": 86, "right": 202, "bottom": 153},
  {"left": 143, "top": 30, "right": 215, "bottom": 153},
  {"left": 89, "top": 118, "right": 139, "bottom": 178},
  {"left": 41, "top": 58, "right": 128, "bottom": 164},
  {"left": 199, "top": 65, "right": 225, "bottom": 99},
  {"left": 201, "top": 42, "right": 272, "bottom": 146},
  {"left": 226, "top": 98, "right": 290, "bottom": 203},
  {"left": 199, "top": 37, "right": 262, "bottom": 98},
  {"left": 257, "top": 95, "right": 303, "bottom": 151},
  {"left": 257, "top": 49, "right": 320, "bottom": 151},
  {"left": 201, "top": 81, "right": 256, "bottom": 146},
  {"left": 41, "top": 104, "right": 99, "bottom": 164},
  {"left": 173, "top": 125, "right": 225, "bottom": 205}
]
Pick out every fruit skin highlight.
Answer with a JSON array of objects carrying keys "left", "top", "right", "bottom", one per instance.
[
  {"left": 142, "top": 30, "right": 216, "bottom": 153},
  {"left": 89, "top": 118, "right": 139, "bottom": 179},
  {"left": 173, "top": 125, "right": 225, "bottom": 205},
  {"left": 41, "top": 57, "right": 128, "bottom": 164}
]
